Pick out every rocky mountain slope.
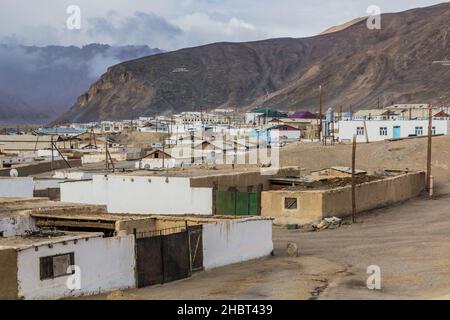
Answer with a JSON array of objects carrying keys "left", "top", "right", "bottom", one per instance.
[
  {"left": 0, "top": 44, "right": 163, "bottom": 124},
  {"left": 58, "top": 3, "right": 450, "bottom": 123}
]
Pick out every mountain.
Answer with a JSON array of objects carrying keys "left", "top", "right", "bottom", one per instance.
[
  {"left": 0, "top": 91, "right": 48, "bottom": 124},
  {"left": 58, "top": 3, "right": 450, "bottom": 123},
  {"left": 0, "top": 44, "right": 163, "bottom": 124}
]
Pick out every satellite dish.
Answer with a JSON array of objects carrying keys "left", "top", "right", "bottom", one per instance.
[{"left": 10, "top": 169, "right": 19, "bottom": 177}]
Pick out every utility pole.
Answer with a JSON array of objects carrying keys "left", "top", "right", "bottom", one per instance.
[
  {"left": 51, "top": 136, "right": 54, "bottom": 170},
  {"left": 352, "top": 134, "right": 357, "bottom": 223},
  {"left": 319, "top": 85, "right": 323, "bottom": 142},
  {"left": 105, "top": 136, "right": 109, "bottom": 170},
  {"left": 162, "top": 141, "right": 166, "bottom": 169},
  {"left": 427, "top": 103, "right": 433, "bottom": 199}
]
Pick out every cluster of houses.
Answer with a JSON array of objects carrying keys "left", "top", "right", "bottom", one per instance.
[{"left": 0, "top": 102, "right": 436, "bottom": 300}]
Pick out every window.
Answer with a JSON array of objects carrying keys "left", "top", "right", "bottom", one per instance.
[
  {"left": 0, "top": 231, "right": 3, "bottom": 237},
  {"left": 40, "top": 253, "right": 75, "bottom": 280},
  {"left": 284, "top": 197, "right": 298, "bottom": 210},
  {"left": 356, "top": 127, "right": 365, "bottom": 136},
  {"left": 379, "top": 127, "right": 388, "bottom": 136},
  {"left": 415, "top": 126, "right": 424, "bottom": 136}
]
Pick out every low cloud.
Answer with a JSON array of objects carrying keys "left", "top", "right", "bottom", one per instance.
[{"left": 84, "top": 11, "right": 266, "bottom": 50}]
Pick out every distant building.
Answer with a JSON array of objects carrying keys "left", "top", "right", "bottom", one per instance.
[{"left": 338, "top": 119, "right": 449, "bottom": 142}]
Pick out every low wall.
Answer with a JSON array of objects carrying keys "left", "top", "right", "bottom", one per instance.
[
  {"left": 262, "top": 171, "right": 426, "bottom": 225},
  {"left": 0, "top": 178, "right": 34, "bottom": 198},
  {"left": 322, "top": 171, "right": 426, "bottom": 218},
  {"left": 0, "top": 215, "right": 36, "bottom": 237},
  {"left": 202, "top": 219, "right": 273, "bottom": 269},
  {"left": 17, "top": 234, "right": 136, "bottom": 300},
  {"left": 60, "top": 176, "right": 108, "bottom": 205},
  {"left": 0, "top": 159, "right": 81, "bottom": 177}
]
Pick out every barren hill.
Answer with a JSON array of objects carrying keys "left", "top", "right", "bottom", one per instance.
[{"left": 58, "top": 3, "right": 450, "bottom": 123}]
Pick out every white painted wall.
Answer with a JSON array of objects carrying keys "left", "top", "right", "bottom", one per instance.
[
  {"left": 0, "top": 215, "right": 36, "bottom": 237},
  {"left": 0, "top": 178, "right": 34, "bottom": 197},
  {"left": 53, "top": 171, "right": 94, "bottom": 180},
  {"left": 17, "top": 234, "right": 135, "bottom": 300},
  {"left": 202, "top": 219, "right": 273, "bottom": 269},
  {"left": 34, "top": 179, "right": 63, "bottom": 191},
  {"left": 107, "top": 176, "right": 213, "bottom": 215},
  {"left": 60, "top": 175, "right": 108, "bottom": 205},
  {"left": 136, "top": 158, "right": 177, "bottom": 170},
  {"left": 338, "top": 120, "right": 450, "bottom": 142},
  {"left": 60, "top": 175, "right": 213, "bottom": 215}
]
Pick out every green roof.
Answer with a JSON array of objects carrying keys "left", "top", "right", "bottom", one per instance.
[{"left": 251, "top": 107, "right": 288, "bottom": 118}]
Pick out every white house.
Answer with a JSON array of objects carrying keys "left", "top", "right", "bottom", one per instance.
[{"left": 338, "top": 120, "right": 450, "bottom": 143}]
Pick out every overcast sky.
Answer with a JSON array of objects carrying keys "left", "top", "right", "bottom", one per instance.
[{"left": 0, "top": 0, "right": 446, "bottom": 50}]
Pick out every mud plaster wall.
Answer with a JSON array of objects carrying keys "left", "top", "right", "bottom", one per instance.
[
  {"left": 115, "top": 218, "right": 157, "bottom": 234},
  {"left": 262, "top": 172, "right": 426, "bottom": 225},
  {"left": 0, "top": 249, "right": 18, "bottom": 299},
  {"left": 322, "top": 172, "right": 426, "bottom": 217},
  {"left": 261, "top": 191, "right": 323, "bottom": 225}
]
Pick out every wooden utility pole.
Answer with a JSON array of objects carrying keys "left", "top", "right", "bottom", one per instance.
[
  {"left": 105, "top": 137, "right": 109, "bottom": 170},
  {"left": 427, "top": 103, "right": 433, "bottom": 199},
  {"left": 51, "top": 136, "right": 54, "bottom": 170},
  {"left": 319, "top": 85, "right": 323, "bottom": 141},
  {"left": 352, "top": 134, "right": 357, "bottom": 223}
]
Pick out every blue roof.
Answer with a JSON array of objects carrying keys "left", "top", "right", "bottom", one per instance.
[{"left": 36, "top": 128, "right": 87, "bottom": 135}]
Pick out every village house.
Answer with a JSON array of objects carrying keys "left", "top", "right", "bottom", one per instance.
[
  {"left": 261, "top": 168, "right": 426, "bottom": 226},
  {"left": 0, "top": 198, "right": 273, "bottom": 300}
]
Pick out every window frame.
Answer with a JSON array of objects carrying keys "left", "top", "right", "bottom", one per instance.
[
  {"left": 284, "top": 197, "right": 298, "bottom": 210},
  {"left": 415, "top": 126, "right": 424, "bottom": 136},
  {"left": 39, "top": 252, "right": 75, "bottom": 281},
  {"left": 379, "top": 127, "right": 388, "bottom": 136},
  {"left": 356, "top": 127, "right": 365, "bottom": 136}
]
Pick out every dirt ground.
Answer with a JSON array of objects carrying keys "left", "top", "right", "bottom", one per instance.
[{"left": 83, "top": 137, "right": 450, "bottom": 300}]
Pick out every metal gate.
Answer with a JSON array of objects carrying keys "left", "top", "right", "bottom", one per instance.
[
  {"left": 135, "top": 226, "right": 204, "bottom": 288},
  {"left": 215, "top": 190, "right": 260, "bottom": 216},
  {"left": 188, "top": 225, "right": 204, "bottom": 272}
]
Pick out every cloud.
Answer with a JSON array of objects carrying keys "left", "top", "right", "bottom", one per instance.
[
  {"left": 0, "top": 0, "right": 446, "bottom": 50},
  {"left": 172, "top": 13, "right": 266, "bottom": 47},
  {"left": 84, "top": 10, "right": 266, "bottom": 50},
  {"left": 87, "top": 11, "right": 183, "bottom": 49}
]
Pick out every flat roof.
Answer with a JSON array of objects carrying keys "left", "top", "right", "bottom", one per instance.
[
  {"left": 0, "top": 231, "right": 103, "bottom": 251},
  {"left": 31, "top": 211, "right": 272, "bottom": 224},
  {"left": 0, "top": 198, "right": 106, "bottom": 217},
  {"left": 111, "top": 165, "right": 298, "bottom": 178}
]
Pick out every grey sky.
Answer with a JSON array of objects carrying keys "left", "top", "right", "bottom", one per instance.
[{"left": 0, "top": 0, "right": 446, "bottom": 50}]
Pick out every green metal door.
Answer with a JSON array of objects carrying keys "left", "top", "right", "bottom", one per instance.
[
  {"left": 248, "top": 192, "right": 259, "bottom": 215},
  {"left": 215, "top": 191, "right": 236, "bottom": 215},
  {"left": 215, "top": 191, "right": 260, "bottom": 216},
  {"left": 236, "top": 192, "right": 250, "bottom": 216}
]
